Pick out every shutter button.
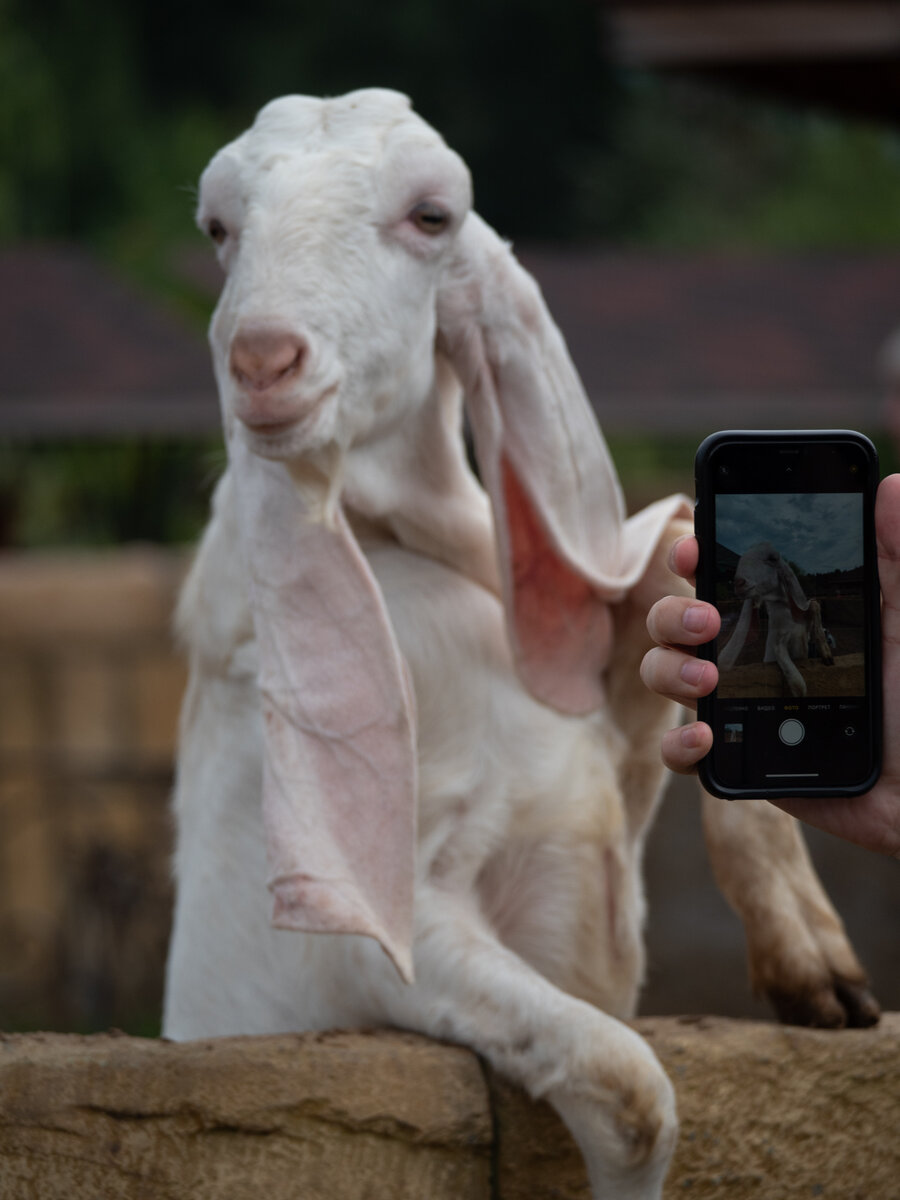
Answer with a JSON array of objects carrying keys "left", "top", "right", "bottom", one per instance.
[{"left": 778, "top": 719, "right": 805, "bottom": 746}]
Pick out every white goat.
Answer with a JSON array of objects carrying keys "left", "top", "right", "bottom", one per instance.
[
  {"left": 164, "top": 91, "right": 878, "bottom": 1198},
  {"left": 719, "top": 541, "right": 833, "bottom": 696}
]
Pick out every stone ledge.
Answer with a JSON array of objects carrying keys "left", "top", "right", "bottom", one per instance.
[{"left": 1, "top": 1016, "right": 898, "bottom": 1199}]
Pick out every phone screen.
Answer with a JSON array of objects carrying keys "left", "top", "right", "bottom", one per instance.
[{"left": 695, "top": 431, "right": 881, "bottom": 799}]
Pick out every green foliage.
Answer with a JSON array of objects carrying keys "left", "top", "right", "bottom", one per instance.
[
  {"left": 589, "top": 74, "right": 900, "bottom": 250},
  {"left": 1, "top": 0, "right": 613, "bottom": 246},
  {"left": 7, "top": 2, "right": 900, "bottom": 259},
  {"left": 605, "top": 432, "right": 697, "bottom": 513},
  {"left": 1, "top": 0, "right": 140, "bottom": 237},
  {"left": 0, "top": 438, "right": 223, "bottom": 548},
  {"left": 7, "top": 1, "right": 900, "bottom": 252},
  {"left": 0, "top": 0, "right": 67, "bottom": 236},
  {"left": 745, "top": 121, "right": 900, "bottom": 248}
]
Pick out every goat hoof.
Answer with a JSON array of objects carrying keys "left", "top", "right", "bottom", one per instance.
[
  {"left": 833, "top": 978, "right": 881, "bottom": 1028},
  {"left": 765, "top": 976, "right": 880, "bottom": 1029}
]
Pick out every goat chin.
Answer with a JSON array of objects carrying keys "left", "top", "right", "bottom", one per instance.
[{"left": 164, "top": 89, "right": 880, "bottom": 1200}]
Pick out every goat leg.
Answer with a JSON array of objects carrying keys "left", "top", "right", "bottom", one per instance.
[
  {"left": 773, "top": 639, "right": 808, "bottom": 697},
  {"left": 808, "top": 599, "right": 835, "bottom": 665},
  {"left": 701, "top": 788, "right": 880, "bottom": 1028},
  {"left": 376, "top": 885, "right": 678, "bottom": 1200}
]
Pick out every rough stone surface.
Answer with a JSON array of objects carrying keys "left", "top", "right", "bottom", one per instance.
[
  {"left": 0, "top": 1029, "right": 492, "bottom": 1200},
  {"left": 646, "top": 1014, "right": 900, "bottom": 1200},
  {"left": 1, "top": 1016, "right": 898, "bottom": 1199}
]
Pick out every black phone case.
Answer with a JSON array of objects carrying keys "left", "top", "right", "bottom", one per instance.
[{"left": 694, "top": 429, "right": 882, "bottom": 800}]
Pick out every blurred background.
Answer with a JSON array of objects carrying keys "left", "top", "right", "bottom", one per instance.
[{"left": 1, "top": 0, "right": 898, "bottom": 1035}]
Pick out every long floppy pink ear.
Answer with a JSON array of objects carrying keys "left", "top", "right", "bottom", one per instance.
[
  {"left": 719, "top": 596, "right": 754, "bottom": 670},
  {"left": 228, "top": 433, "right": 417, "bottom": 983},
  {"left": 438, "top": 213, "right": 688, "bottom": 714},
  {"left": 778, "top": 558, "right": 811, "bottom": 613}
]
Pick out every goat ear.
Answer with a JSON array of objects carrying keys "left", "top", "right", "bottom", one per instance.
[
  {"left": 437, "top": 213, "right": 688, "bottom": 714},
  {"left": 719, "top": 596, "right": 754, "bottom": 670},
  {"left": 228, "top": 433, "right": 417, "bottom": 983},
  {"left": 778, "top": 558, "right": 810, "bottom": 612}
]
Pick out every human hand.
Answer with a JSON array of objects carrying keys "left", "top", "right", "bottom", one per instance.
[
  {"left": 640, "top": 475, "right": 900, "bottom": 858},
  {"left": 640, "top": 533, "right": 718, "bottom": 772}
]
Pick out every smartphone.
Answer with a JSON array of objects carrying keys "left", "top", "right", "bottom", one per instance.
[{"left": 694, "top": 430, "right": 881, "bottom": 800}]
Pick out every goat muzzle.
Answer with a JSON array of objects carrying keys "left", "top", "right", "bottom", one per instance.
[
  {"left": 230, "top": 326, "right": 307, "bottom": 394},
  {"left": 229, "top": 325, "right": 322, "bottom": 431}
]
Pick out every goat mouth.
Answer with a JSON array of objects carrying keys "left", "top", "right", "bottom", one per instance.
[
  {"left": 237, "top": 384, "right": 338, "bottom": 440},
  {"left": 243, "top": 416, "right": 301, "bottom": 437}
]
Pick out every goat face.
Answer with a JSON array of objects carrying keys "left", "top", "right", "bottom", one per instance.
[
  {"left": 732, "top": 542, "right": 810, "bottom": 615},
  {"left": 197, "top": 90, "right": 472, "bottom": 464},
  {"left": 732, "top": 541, "right": 784, "bottom": 605}
]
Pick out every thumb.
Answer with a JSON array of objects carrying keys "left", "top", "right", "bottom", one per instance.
[
  {"left": 875, "top": 474, "right": 900, "bottom": 784},
  {"left": 876, "top": 474, "right": 900, "bottom": 628}
]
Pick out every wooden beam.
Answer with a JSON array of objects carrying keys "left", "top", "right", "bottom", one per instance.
[{"left": 610, "top": 3, "right": 900, "bottom": 65}]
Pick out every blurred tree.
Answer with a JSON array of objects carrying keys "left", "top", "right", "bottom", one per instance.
[
  {"left": 585, "top": 73, "right": 900, "bottom": 249},
  {"left": 0, "top": 0, "right": 67, "bottom": 236},
  {"left": 2, "top": 0, "right": 143, "bottom": 236},
  {"left": 6, "top": 0, "right": 900, "bottom": 254},
  {"left": 132, "top": 0, "right": 615, "bottom": 238},
  {"left": 2, "top": 0, "right": 615, "bottom": 243}
]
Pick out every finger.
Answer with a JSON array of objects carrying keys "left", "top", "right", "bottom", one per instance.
[
  {"left": 876, "top": 473, "right": 900, "bottom": 624},
  {"left": 661, "top": 722, "right": 713, "bottom": 774},
  {"left": 668, "top": 534, "right": 699, "bottom": 584},
  {"left": 874, "top": 474, "right": 900, "bottom": 788},
  {"left": 646, "top": 594, "right": 721, "bottom": 650},
  {"left": 640, "top": 645, "right": 719, "bottom": 706}
]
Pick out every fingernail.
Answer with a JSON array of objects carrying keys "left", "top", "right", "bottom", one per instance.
[
  {"left": 667, "top": 536, "right": 685, "bottom": 572},
  {"left": 680, "top": 658, "right": 706, "bottom": 687},
  {"left": 682, "top": 605, "right": 708, "bottom": 634},
  {"left": 680, "top": 725, "right": 702, "bottom": 749}
]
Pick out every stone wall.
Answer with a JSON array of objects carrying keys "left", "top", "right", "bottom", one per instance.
[{"left": 2, "top": 1017, "right": 898, "bottom": 1199}]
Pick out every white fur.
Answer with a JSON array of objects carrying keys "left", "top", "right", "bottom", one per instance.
[
  {"left": 167, "top": 472, "right": 679, "bottom": 1195},
  {"left": 164, "top": 90, "right": 875, "bottom": 1198}
]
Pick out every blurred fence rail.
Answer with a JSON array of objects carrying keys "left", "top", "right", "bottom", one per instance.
[
  {"left": 0, "top": 548, "right": 189, "bottom": 1032},
  {"left": 1, "top": 543, "right": 896, "bottom": 1037}
]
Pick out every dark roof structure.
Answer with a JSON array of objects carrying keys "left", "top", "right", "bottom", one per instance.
[
  {"left": 2, "top": 242, "right": 898, "bottom": 438},
  {"left": 0, "top": 245, "right": 218, "bottom": 437},
  {"left": 607, "top": 1, "right": 900, "bottom": 122},
  {"left": 518, "top": 247, "right": 900, "bottom": 432}
]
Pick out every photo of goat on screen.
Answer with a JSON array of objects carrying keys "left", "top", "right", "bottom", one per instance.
[{"left": 714, "top": 493, "right": 865, "bottom": 699}]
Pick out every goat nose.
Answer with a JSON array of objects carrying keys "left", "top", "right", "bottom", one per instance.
[{"left": 229, "top": 327, "right": 306, "bottom": 393}]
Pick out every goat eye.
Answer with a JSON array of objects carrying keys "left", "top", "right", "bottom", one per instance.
[
  {"left": 409, "top": 202, "right": 450, "bottom": 236},
  {"left": 207, "top": 218, "right": 228, "bottom": 246}
]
